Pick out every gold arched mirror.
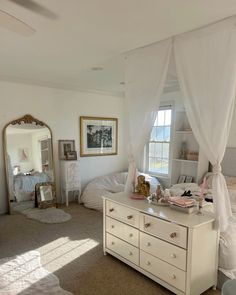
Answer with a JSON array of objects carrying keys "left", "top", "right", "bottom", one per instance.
[{"left": 3, "top": 114, "right": 55, "bottom": 214}]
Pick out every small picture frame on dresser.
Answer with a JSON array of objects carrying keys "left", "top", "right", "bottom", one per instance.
[{"left": 65, "top": 151, "right": 77, "bottom": 161}]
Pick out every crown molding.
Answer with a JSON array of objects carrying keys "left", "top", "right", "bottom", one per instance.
[{"left": 0, "top": 75, "right": 124, "bottom": 98}]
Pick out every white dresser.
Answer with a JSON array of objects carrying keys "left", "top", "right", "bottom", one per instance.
[
  {"left": 60, "top": 160, "right": 81, "bottom": 206},
  {"left": 103, "top": 192, "right": 219, "bottom": 295}
]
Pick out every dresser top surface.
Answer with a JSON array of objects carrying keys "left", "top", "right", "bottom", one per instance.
[{"left": 104, "top": 192, "right": 216, "bottom": 228}]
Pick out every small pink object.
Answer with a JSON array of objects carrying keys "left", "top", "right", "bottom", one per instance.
[{"left": 130, "top": 193, "right": 146, "bottom": 200}]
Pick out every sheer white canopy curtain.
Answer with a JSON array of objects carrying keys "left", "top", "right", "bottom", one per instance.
[
  {"left": 124, "top": 39, "right": 172, "bottom": 193},
  {"left": 125, "top": 16, "right": 236, "bottom": 231},
  {"left": 174, "top": 17, "right": 236, "bottom": 232}
]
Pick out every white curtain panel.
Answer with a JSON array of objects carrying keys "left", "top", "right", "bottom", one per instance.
[
  {"left": 174, "top": 17, "right": 236, "bottom": 231},
  {"left": 124, "top": 39, "right": 172, "bottom": 193}
]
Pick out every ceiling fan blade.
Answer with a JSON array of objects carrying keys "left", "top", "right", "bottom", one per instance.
[
  {"left": 0, "top": 9, "right": 35, "bottom": 36},
  {"left": 8, "top": 0, "right": 58, "bottom": 19}
]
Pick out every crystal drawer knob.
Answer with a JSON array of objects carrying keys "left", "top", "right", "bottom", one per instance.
[
  {"left": 128, "top": 251, "right": 133, "bottom": 256},
  {"left": 129, "top": 233, "right": 133, "bottom": 237},
  {"left": 146, "top": 242, "right": 151, "bottom": 247},
  {"left": 172, "top": 274, "right": 176, "bottom": 280},
  {"left": 109, "top": 208, "right": 114, "bottom": 212},
  {"left": 171, "top": 253, "right": 177, "bottom": 258},
  {"left": 170, "top": 232, "right": 177, "bottom": 238},
  {"left": 146, "top": 261, "right": 151, "bottom": 266},
  {"left": 144, "top": 223, "right": 151, "bottom": 228},
  {"left": 127, "top": 215, "right": 133, "bottom": 220}
]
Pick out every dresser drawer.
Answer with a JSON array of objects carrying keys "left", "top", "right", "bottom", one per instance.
[
  {"left": 140, "top": 213, "right": 187, "bottom": 249},
  {"left": 140, "top": 232, "right": 187, "bottom": 271},
  {"left": 106, "top": 216, "right": 139, "bottom": 247},
  {"left": 106, "top": 200, "right": 139, "bottom": 228},
  {"left": 140, "top": 250, "right": 186, "bottom": 292},
  {"left": 106, "top": 233, "right": 139, "bottom": 265}
]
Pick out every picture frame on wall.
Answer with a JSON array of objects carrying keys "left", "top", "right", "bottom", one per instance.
[
  {"left": 58, "top": 140, "right": 76, "bottom": 160},
  {"left": 80, "top": 116, "right": 118, "bottom": 157},
  {"left": 66, "top": 151, "right": 77, "bottom": 161}
]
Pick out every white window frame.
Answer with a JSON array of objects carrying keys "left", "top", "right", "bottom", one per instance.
[{"left": 145, "top": 103, "right": 174, "bottom": 178}]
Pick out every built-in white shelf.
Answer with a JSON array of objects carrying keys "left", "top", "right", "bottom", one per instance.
[{"left": 170, "top": 108, "right": 209, "bottom": 185}]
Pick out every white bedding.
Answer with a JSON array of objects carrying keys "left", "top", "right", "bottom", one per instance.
[
  {"left": 81, "top": 172, "right": 159, "bottom": 211},
  {"left": 14, "top": 172, "right": 49, "bottom": 202},
  {"left": 170, "top": 178, "right": 236, "bottom": 280},
  {"left": 219, "top": 216, "right": 236, "bottom": 279}
]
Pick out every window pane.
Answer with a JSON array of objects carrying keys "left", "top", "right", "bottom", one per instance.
[
  {"left": 149, "top": 157, "right": 155, "bottom": 172},
  {"left": 149, "top": 158, "right": 161, "bottom": 173},
  {"left": 161, "top": 159, "right": 169, "bottom": 174},
  {"left": 155, "top": 158, "right": 162, "bottom": 173},
  {"left": 150, "top": 126, "right": 157, "bottom": 141},
  {"left": 149, "top": 143, "right": 155, "bottom": 157},
  {"left": 156, "top": 143, "right": 162, "bottom": 157},
  {"left": 162, "top": 143, "right": 169, "bottom": 158},
  {"left": 148, "top": 108, "right": 171, "bottom": 175},
  {"left": 157, "top": 127, "right": 164, "bottom": 141},
  {"left": 163, "top": 126, "right": 170, "bottom": 141},
  {"left": 165, "top": 110, "right": 172, "bottom": 125},
  {"left": 157, "top": 110, "right": 165, "bottom": 126}
]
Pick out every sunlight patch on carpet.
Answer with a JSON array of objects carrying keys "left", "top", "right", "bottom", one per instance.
[
  {"left": 37, "top": 237, "right": 100, "bottom": 272},
  {"left": 0, "top": 251, "right": 73, "bottom": 294}
]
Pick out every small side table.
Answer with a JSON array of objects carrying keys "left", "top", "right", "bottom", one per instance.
[{"left": 60, "top": 160, "right": 81, "bottom": 206}]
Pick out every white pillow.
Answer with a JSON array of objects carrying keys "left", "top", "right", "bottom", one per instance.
[{"left": 171, "top": 183, "right": 199, "bottom": 190}]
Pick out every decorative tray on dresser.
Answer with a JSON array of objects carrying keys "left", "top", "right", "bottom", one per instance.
[{"left": 103, "top": 192, "right": 219, "bottom": 295}]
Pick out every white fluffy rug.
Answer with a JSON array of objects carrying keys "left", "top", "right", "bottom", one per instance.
[
  {"left": 0, "top": 251, "right": 73, "bottom": 294},
  {"left": 22, "top": 207, "right": 71, "bottom": 224},
  {"left": 12, "top": 201, "right": 35, "bottom": 213}
]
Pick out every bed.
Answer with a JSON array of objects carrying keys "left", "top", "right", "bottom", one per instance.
[
  {"left": 169, "top": 147, "right": 236, "bottom": 285},
  {"left": 13, "top": 172, "right": 50, "bottom": 202}
]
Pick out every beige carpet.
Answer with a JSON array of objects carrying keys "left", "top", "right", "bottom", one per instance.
[
  {"left": 0, "top": 251, "right": 72, "bottom": 294},
  {"left": 0, "top": 204, "right": 220, "bottom": 295}
]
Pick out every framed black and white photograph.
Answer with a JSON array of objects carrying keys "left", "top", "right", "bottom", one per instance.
[
  {"left": 58, "top": 140, "right": 75, "bottom": 160},
  {"left": 80, "top": 116, "right": 118, "bottom": 157}
]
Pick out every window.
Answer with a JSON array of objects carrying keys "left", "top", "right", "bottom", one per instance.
[{"left": 147, "top": 107, "right": 172, "bottom": 175}]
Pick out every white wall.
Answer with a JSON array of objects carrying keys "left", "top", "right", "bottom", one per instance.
[{"left": 0, "top": 81, "right": 127, "bottom": 214}]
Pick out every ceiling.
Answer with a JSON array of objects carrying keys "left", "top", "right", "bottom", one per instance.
[{"left": 1, "top": 0, "right": 236, "bottom": 97}]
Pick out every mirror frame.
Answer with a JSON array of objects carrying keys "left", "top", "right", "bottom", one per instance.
[{"left": 3, "top": 114, "right": 56, "bottom": 214}]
